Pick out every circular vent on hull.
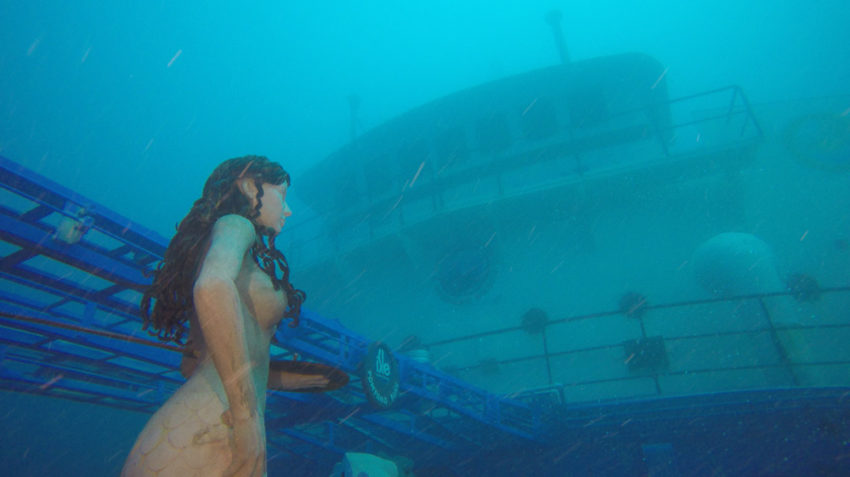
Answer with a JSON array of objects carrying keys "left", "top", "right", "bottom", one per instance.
[{"left": 435, "top": 243, "right": 495, "bottom": 304}]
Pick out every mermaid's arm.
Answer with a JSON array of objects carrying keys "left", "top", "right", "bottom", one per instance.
[
  {"left": 179, "top": 353, "right": 330, "bottom": 391},
  {"left": 267, "top": 362, "right": 330, "bottom": 390},
  {"left": 193, "top": 214, "right": 259, "bottom": 420}
]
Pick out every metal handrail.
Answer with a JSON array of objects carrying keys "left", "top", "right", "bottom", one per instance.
[
  {"left": 429, "top": 286, "right": 850, "bottom": 402},
  {"left": 282, "top": 85, "right": 764, "bottom": 261}
]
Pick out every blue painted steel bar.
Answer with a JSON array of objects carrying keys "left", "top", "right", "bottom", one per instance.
[
  {"left": 0, "top": 155, "right": 166, "bottom": 259},
  {"left": 0, "top": 211, "right": 150, "bottom": 290},
  {"left": 0, "top": 298, "right": 176, "bottom": 368},
  {"left": 0, "top": 267, "right": 139, "bottom": 325}
]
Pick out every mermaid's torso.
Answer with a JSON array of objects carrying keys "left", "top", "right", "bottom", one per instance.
[{"left": 121, "top": 251, "right": 286, "bottom": 477}]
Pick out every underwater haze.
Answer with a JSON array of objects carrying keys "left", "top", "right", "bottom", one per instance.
[
  {"left": 1, "top": 1, "right": 850, "bottom": 476},
  {"left": 1, "top": 1, "right": 848, "bottom": 237}
]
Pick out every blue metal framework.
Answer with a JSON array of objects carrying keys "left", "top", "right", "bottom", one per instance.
[{"left": 0, "top": 154, "right": 540, "bottom": 474}]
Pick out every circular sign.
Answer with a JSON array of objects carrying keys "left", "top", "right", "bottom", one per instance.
[{"left": 361, "top": 342, "right": 399, "bottom": 409}]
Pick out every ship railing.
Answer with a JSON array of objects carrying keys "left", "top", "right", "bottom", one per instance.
[
  {"left": 424, "top": 286, "right": 850, "bottom": 407},
  {"left": 283, "top": 85, "right": 764, "bottom": 266}
]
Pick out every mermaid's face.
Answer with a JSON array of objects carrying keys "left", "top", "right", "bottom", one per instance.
[
  {"left": 239, "top": 180, "right": 292, "bottom": 234},
  {"left": 258, "top": 182, "right": 291, "bottom": 234}
]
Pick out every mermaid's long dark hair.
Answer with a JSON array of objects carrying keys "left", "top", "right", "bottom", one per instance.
[{"left": 140, "top": 155, "right": 305, "bottom": 345}]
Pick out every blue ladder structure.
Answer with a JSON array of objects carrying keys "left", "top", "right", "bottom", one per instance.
[{"left": 0, "top": 154, "right": 540, "bottom": 474}]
